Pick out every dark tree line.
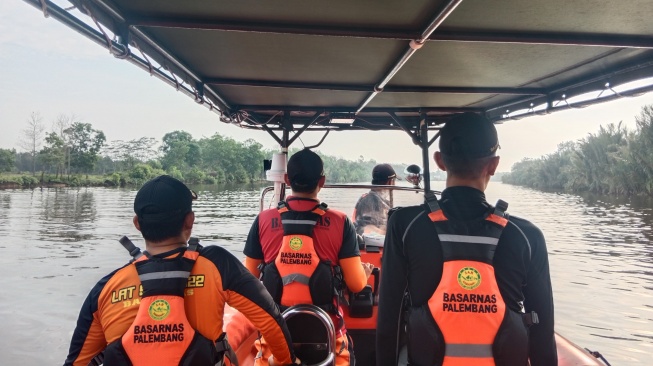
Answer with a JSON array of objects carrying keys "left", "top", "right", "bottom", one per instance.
[{"left": 503, "top": 105, "right": 653, "bottom": 196}]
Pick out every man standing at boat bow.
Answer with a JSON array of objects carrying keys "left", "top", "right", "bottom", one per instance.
[
  {"left": 244, "top": 148, "right": 374, "bottom": 366},
  {"left": 376, "top": 113, "right": 557, "bottom": 366},
  {"left": 352, "top": 163, "right": 397, "bottom": 236}
]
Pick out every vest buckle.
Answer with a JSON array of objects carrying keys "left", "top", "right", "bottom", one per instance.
[{"left": 522, "top": 311, "right": 539, "bottom": 327}]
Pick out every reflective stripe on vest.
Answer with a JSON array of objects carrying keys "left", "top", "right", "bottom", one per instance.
[
  {"left": 281, "top": 273, "right": 311, "bottom": 285},
  {"left": 438, "top": 234, "right": 499, "bottom": 245},
  {"left": 138, "top": 270, "right": 191, "bottom": 281},
  {"left": 281, "top": 219, "right": 318, "bottom": 225},
  {"left": 427, "top": 201, "right": 509, "bottom": 366},
  {"left": 445, "top": 344, "right": 493, "bottom": 358}
]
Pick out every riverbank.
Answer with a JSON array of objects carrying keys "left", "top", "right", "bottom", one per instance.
[
  {"left": 0, "top": 173, "right": 130, "bottom": 189},
  {"left": 0, "top": 173, "right": 269, "bottom": 190}
]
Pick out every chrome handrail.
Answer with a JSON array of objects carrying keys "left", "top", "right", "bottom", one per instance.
[{"left": 282, "top": 305, "right": 336, "bottom": 366}]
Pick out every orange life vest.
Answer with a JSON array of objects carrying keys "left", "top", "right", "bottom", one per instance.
[
  {"left": 102, "top": 239, "right": 233, "bottom": 366},
  {"left": 425, "top": 195, "right": 520, "bottom": 366},
  {"left": 262, "top": 202, "right": 341, "bottom": 313}
]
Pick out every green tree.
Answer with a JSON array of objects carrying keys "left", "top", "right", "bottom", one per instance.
[
  {"left": 39, "top": 132, "right": 66, "bottom": 177},
  {"left": 161, "top": 131, "right": 193, "bottom": 153},
  {"left": 503, "top": 107, "right": 653, "bottom": 197},
  {"left": 0, "top": 148, "right": 16, "bottom": 172},
  {"left": 160, "top": 131, "right": 200, "bottom": 170},
  {"left": 161, "top": 141, "right": 191, "bottom": 170},
  {"left": 65, "top": 122, "right": 106, "bottom": 173}
]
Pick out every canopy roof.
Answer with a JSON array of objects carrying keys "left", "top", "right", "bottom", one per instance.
[{"left": 25, "top": 0, "right": 653, "bottom": 136}]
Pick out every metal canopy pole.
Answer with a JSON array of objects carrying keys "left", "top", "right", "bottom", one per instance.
[
  {"left": 388, "top": 112, "right": 421, "bottom": 145},
  {"left": 86, "top": 0, "right": 232, "bottom": 112},
  {"left": 288, "top": 113, "right": 323, "bottom": 145},
  {"left": 490, "top": 83, "right": 653, "bottom": 122},
  {"left": 420, "top": 113, "right": 431, "bottom": 193},
  {"left": 22, "top": 0, "right": 225, "bottom": 116},
  {"left": 485, "top": 58, "right": 653, "bottom": 121},
  {"left": 356, "top": 0, "right": 464, "bottom": 113}
]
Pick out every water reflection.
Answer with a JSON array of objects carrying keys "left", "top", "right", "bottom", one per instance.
[
  {"left": 0, "top": 183, "right": 651, "bottom": 365},
  {"left": 0, "top": 193, "right": 11, "bottom": 239},
  {"left": 481, "top": 184, "right": 653, "bottom": 364}
]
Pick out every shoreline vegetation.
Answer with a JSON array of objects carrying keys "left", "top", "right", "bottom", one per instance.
[
  {"left": 0, "top": 115, "right": 413, "bottom": 189},
  {"left": 16, "top": 104, "right": 653, "bottom": 195},
  {"left": 503, "top": 105, "right": 653, "bottom": 196}
]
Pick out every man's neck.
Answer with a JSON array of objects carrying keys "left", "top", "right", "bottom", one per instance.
[
  {"left": 145, "top": 236, "right": 188, "bottom": 255},
  {"left": 445, "top": 176, "right": 488, "bottom": 192},
  {"left": 289, "top": 192, "right": 319, "bottom": 200}
]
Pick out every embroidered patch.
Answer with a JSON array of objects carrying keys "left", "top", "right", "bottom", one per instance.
[
  {"left": 148, "top": 299, "right": 170, "bottom": 321},
  {"left": 457, "top": 267, "right": 481, "bottom": 290},
  {"left": 289, "top": 237, "right": 303, "bottom": 251}
]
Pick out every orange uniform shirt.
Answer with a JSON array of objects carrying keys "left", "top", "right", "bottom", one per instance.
[{"left": 64, "top": 245, "right": 294, "bottom": 366}]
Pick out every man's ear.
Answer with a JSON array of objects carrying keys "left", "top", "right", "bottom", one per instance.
[
  {"left": 183, "top": 212, "right": 195, "bottom": 231},
  {"left": 133, "top": 216, "right": 141, "bottom": 232},
  {"left": 317, "top": 175, "right": 326, "bottom": 188},
  {"left": 487, "top": 156, "right": 500, "bottom": 176},
  {"left": 434, "top": 151, "right": 447, "bottom": 171},
  {"left": 284, "top": 173, "right": 291, "bottom": 186}
]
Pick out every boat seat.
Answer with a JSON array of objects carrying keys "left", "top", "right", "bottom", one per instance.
[{"left": 282, "top": 305, "right": 336, "bottom": 366}]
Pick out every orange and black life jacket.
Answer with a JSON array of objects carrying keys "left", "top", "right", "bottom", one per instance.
[
  {"left": 102, "top": 238, "right": 236, "bottom": 366},
  {"left": 261, "top": 201, "right": 342, "bottom": 314},
  {"left": 422, "top": 192, "right": 531, "bottom": 366}
]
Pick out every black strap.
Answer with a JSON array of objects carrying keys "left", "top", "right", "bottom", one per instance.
[
  {"left": 215, "top": 333, "right": 239, "bottom": 366},
  {"left": 89, "top": 352, "right": 104, "bottom": 366},
  {"left": 188, "top": 237, "right": 200, "bottom": 252},
  {"left": 493, "top": 199, "right": 509, "bottom": 218},
  {"left": 279, "top": 199, "right": 328, "bottom": 212},
  {"left": 332, "top": 264, "right": 346, "bottom": 329},
  {"left": 522, "top": 311, "right": 539, "bottom": 327},
  {"left": 119, "top": 236, "right": 144, "bottom": 262},
  {"left": 424, "top": 191, "right": 440, "bottom": 212}
]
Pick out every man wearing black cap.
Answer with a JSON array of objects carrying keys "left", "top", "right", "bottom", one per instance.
[
  {"left": 244, "top": 148, "right": 373, "bottom": 366},
  {"left": 352, "top": 163, "right": 396, "bottom": 235},
  {"left": 64, "top": 175, "right": 298, "bottom": 366},
  {"left": 376, "top": 113, "right": 557, "bottom": 366}
]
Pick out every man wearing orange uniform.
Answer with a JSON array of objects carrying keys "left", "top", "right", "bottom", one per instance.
[
  {"left": 64, "top": 175, "right": 298, "bottom": 366},
  {"left": 245, "top": 148, "right": 373, "bottom": 366}
]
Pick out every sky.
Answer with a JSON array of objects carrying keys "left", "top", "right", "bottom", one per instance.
[{"left": 2, "top": 1, "right": 653, "bottom": 172}]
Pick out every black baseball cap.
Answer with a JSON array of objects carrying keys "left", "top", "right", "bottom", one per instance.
[
  {"left": 134, "top": 175, "right": 196, "bottom": 222},
  {"left": 439, "top": 113, "right": 500, "bottom": 159},
  {"left": 287, "top": 149, "right": 324, "bottom": 187},
  {"left": 372, "top": 163, "right": 396, "bottom": 184}
]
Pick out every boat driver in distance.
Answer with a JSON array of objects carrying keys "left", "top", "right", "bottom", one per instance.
[
  {"left": 376, "top": 113, "right": 557, "bottom": 366},
  {"left": 352, "top": 163, "right": 397, "bottom": 235},
  {"left": 244, "top": 148, "right": 374, "bottom": 366},
  {"left": 63, "top": 175, "right": 298, "bottom": 366}
]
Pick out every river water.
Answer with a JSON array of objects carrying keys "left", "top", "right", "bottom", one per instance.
[{"left": 0, "top": 182, "right": 651, "bottom": 365}]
